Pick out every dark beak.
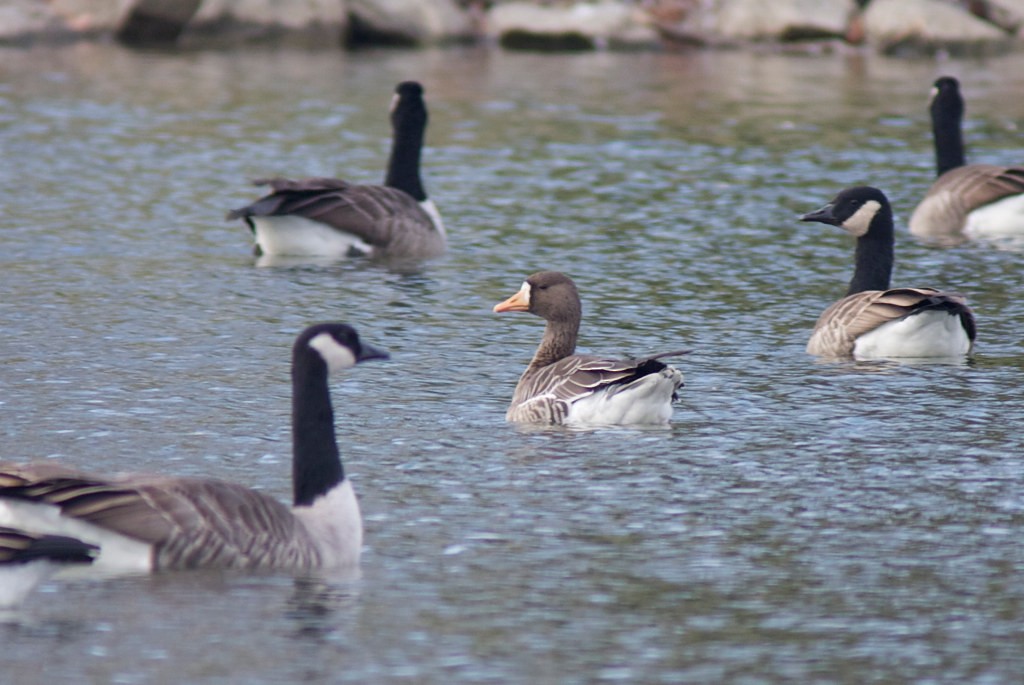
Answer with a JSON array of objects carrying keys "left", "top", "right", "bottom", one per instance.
[
  {"left": 356, "top": 342, "right": 390, "bottom": 363},
  {"left": 800, "top": 202, "right": 838, "bottom": 226}
]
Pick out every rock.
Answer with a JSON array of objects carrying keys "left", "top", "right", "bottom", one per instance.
[
  {"left": 346, "top": 0, "right": 474, "bottom": 46},
  {"left": 652, "top": 0, "right": 855, "bottom": 46},
  {"left": 966, "top": 0, "right": 1024, "bottom": 34},
  {"left": 117, "top": 0, "right": 203, "bottom": 46},
  {"left": 862, "top": 0, "right": 1012, "bottom": 55},
  {"left": 185, "top": 0, "right": 349, "bottom": 47},
  {"left": 0, "top": 0, "right": 67, "bottom": 45},
  {"left": 487, "top": 0, "right": 657, "bottom": 50}
]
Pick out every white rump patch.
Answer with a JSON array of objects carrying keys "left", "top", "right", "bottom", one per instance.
[
  {"left": 0, "top": 499, "right": 152, "bottom": 575},
  {"left": 308, "top": 332, "right": 358, "bottom": 373},
  {"left": 253, "top": 216, "right": 373, "bottom": 258},
  {"left": 853, "top": 310, "right": 972, "bottom": 359},
  {"left": 293, "top": 480, "right": 362, "bottom": 568},
  {"left": 964, "top": 193, "right": 1024, "bottom": 237},
  {"left": 842, "top": 200, "right": 881, "bottom": 237},
  {"left": 564, "top": 367, "right": 682, "bottom": 426}
]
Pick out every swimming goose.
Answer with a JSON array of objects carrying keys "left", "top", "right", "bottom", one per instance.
[
  {"left": 0, "top": 323, "right": 387, "bottom": 573},
  {"left": 0, "top": 527, "right": 98, "bottom": 607},
  {"left": 227, "top": 81, "right": 446, "bottom": 260},
  {"left": 908, "top": 76, "right": 1024, "bottom": 240},
  {"left": 802, "top": 186, "right": 976, "bottom": 359},
  {"left": 493, "top": 271, "right": 685, "bottom": 425}
]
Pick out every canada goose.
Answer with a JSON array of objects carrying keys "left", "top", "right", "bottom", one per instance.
[
  {"left": 908, "top": 76, "right": 1024, "bottom": 240},
  {"left": 0, "top": 527, "right": 98, "bottom": 607},
  {"left": 227, "top": 81, "right": 445, "bottom": 260},
  {"left": 0, "top": 323, "right": 387, "bottom": 572},
  {"left": 802, "top": 186, "right": 976, "bottom": 359},
  {"left": 493, "top": 271, "right": 685, "bottom": 425}
]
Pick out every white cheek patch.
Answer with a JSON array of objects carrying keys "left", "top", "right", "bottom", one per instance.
[
  {"left": 308, "top": 332, "right": 357, "bottom": 373},
  {"left": 520, "top": 281, "right": 531, "bottom": 305},
  {"left": 389, "top": 93, "right": 399, "bottom": 114},
  {"left": 843, "top": 200, "right": 881, "bottom": 237}
]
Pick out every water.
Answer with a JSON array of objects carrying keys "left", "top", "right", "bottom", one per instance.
[{"left": 3, "top": 43, "right": 1024, "bottom": 683}]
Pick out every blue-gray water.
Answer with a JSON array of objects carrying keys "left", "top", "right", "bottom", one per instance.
[{"left": 3, "top": 44, "right": 1024, "bottom": 683}]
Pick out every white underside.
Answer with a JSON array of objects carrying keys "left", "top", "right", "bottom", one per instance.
[
  {"left": 564, "top": 369, "right": 681, "bottom": 426},
  {"left": 292, "top": 480, "right": 363, "bottom": 568},
  {"left": 852, "top": 311, "right": 972, "bottom": 359},
  {"left": 253, "top": 216, "right": 373, "bottom": 258},
  {"left": 964, "top": 193, "right": 1024, "bottom": 237},
  {"left": 0, "top": 499, "right": 152, "bottom": 575},
  {"left": 0, "top": 561, "right": 63, "bottom": 608}
]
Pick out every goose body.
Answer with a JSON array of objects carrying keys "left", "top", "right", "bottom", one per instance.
[
  {"left": 908, "top": 76, "right": 1024, "bottom": 240},
  {"left": 0, "top": 527, "right": 97, "bottom": 607},
  {"left": 0, "top": 323, "right": 387, "bottom": 573},
  {"left": 228, "top": 81, "right": 445, "bottom": 260},
  {"left": 493, "top": 271, "right": 685, "bottom": 426},
  {"left": 802, "top": 186, "right": 976, "bottom": 359}
]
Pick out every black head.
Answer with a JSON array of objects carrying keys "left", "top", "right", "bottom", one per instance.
[
  {"left": 800, "top": 186, "right": 892, "bottom": 238},
  {"left": 930, "top": 76, "right": 964, "bottom": 121},
  {"left": 391, "top": 81, "right": 427, "bottom": 131},
  {"left": 294, "top": 323, "right": 389, "bottom": 374}
]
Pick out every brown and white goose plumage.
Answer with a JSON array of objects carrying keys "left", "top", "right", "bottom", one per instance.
[
  {"left": 0, "top": 526, "right": 98, "bottom": 607},
  {"left": 802, "top": 186, "right": 976, "bottom": 359},
  {"left": 227, "top": 81, "right": 445, "bottom": 260},
  {"left": 0, "top": 323, "right": 387, "bottom": 573},
  {"left": 909, "top": 76, "right": 1024, "bottom": 241},
  {"left": 493, "top": 271, "right": 685, "bottom": 426}
]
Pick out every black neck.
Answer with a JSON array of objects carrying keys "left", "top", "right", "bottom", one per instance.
[
  {"left": 847, "top": 210, "right": 894, "bottom": 295},
  {"left": 932, "top": 95, "right": 965, "bottom": 177},
  {"left": 384, "top": 120, "right": 427, "bottom": 202},
  {"left": 291, "top": 352, "right": 343, "bottom": 507}
]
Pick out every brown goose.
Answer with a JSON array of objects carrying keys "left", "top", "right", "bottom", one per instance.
[
  {"left": 493, "top": 271, "right": 685, "bottom": 425},
  {"left": 0, "top": 323, "right": 387, "bottom": 573},
  {"left": 227, "top": 81, "right": 445, "bottom": 260},
  {"left": 0, "top": 527, "right": 98, "bottom": 607},
  {"left": 909, "top": 76, "right": 1024, "bottom": 241},
  {"left": 802, "top": 186, "right": 976, "bottom": 359}
]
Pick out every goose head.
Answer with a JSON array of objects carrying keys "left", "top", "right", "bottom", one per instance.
[
  {"left": 800, "top": 185, "right": 892, "bottom": 239},
  {"left": 493, "top": 271, "right": 582, "bottom": 325},
  {"left": 296, "top": 323, "right": 390, "bottom": 374}
]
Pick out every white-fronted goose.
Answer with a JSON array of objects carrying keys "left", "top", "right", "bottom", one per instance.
[
  {"left": 802, "top": 186, "right": 976, "bottom": 359},
  {"left": 909, "top": 76, "right": 1024, "bottom": 240},
  {"left": 227, "top": 81, "right": 445, "bottom": 260},
  {"left": 0, "top": 527, "right": 98, "bottom": 607},
  {"left": 493, "top": 271, "right": 685, "bottom": 426},
  {"left": 0, "top": 323, "right": 387, "bottom": 573}
]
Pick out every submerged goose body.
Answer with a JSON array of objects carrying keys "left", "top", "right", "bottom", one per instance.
[
  {"left": 493, "top": 271, "right": 685, "bottom": 426},
  {"left": 228, "top": 81, "right": 445, "bottom": 260},
  {"left": 0, "top": 527, "right": 98, "bottom": 607},
  {"left": 909, "top": 76, "right": 1024, "bottom": 240},
  {"left": 802, "top": 186, "right": 976, "bottom": 359},
  {"left": 0, "top": 323, "right": 387, "bottom": 573}
]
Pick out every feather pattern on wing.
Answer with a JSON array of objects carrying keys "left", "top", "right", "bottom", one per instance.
[
  {"left": 910, "top": 165, "right": 1024, "bottom": 236},
  {"left": 227, "top": 177, "right": 444, "bottom": 259},
  {"left": 508, "top": 352, "right": 686, "bottom": 424},
  {"left": 0, "top": 465, "right": 323, "bottom": 570},
  {"left": 807, "top": 289, "right": 975, "bottom": 357}
]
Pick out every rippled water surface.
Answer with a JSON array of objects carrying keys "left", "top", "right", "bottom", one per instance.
[{"left": 3, "top": 44, "right": 1024, "bottom": 683}]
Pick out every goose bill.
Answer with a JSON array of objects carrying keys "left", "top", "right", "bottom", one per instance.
[{"left": 493, "top": 288, "right": 530, "bottom": 313}]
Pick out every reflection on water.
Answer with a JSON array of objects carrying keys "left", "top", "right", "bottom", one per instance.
[{"left": 3, "top": 42, "right": 1024, "bottom": 683}]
